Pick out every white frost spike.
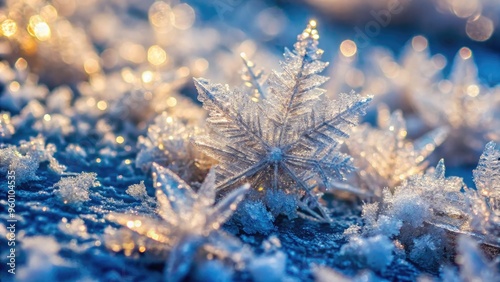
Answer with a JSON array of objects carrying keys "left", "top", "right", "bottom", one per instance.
[
  {"left": 194, "top": 21, "right": 371, "bottom": 222},
  {"left": 107, "top": 163, "right": 250, "bottom": 282},
  {"left": 347, "top": 106, "right": 448, "bottom": 196}
]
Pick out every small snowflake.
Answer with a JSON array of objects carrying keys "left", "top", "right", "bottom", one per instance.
[
  {"left": 413, "top": 48, "right": 500, "bottom": 164},
  {"left": 107, "top": 163, "right": 250, "bottom": 281}
]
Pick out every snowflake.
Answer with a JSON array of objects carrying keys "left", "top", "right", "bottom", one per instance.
[
  {"left": 413, "top": 47, "right": 500, "bottom": 164},
  {"left": 194, "top": 21, "right": 371, "bottom": 221},
  {"left": 468, "top": 141, "right": 500, "bottom": 245},
  {"left": 346, "top": 106, "right": 448, "bottom": 197},
  {"left": 107, "top": 163, "right": 251, "bottom": 281}
]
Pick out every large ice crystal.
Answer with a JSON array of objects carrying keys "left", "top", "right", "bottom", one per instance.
[
  {"left": 347, "top": 106, "right": 448, "bottom": 197},
  {"left": 194, "top": 21, "right": 371, "bottom": 221},
  {"left": 107, "top": 163, "right": 251, "bottom": 281}
]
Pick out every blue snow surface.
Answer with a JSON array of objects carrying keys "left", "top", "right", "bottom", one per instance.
[{"left": 1, "top": 0, "right": 499, "bottom": 281}]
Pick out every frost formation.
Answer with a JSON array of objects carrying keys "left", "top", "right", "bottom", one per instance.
[{"left": 194, "top": 21, "right": 371, "bottom": 221}]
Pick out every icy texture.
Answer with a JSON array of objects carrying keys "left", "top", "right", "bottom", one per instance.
[
  {"left": 107, "top": 163, "right": 251, "bottom": 281},
  {"left": 347, "top": 106, "right": 448, "bottom": 197},
  {"left": 54, "top": 172, "right": 100, "bottom": 204},
  {"left": 194, "top": 21, "right": 371, "bottom": 221},
  {"left": 344, "top": 161, "right": 472, "bottom": 271},
  {"left": 387, "top": 160, "right": 469, "bottom": 230}
]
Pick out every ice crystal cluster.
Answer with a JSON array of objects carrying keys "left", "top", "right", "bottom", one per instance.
[
  {"left": 0, "top": 135, "right": 65, "bottom": 183},
  {"left": 346, "top": 106, "right": 448, "bottom": 197},
  {"left": 341, "top": 142, "right": 500, "bottom": 274},
  {"left": 194, "top": 21, "right": 371, "bottom": 222}
]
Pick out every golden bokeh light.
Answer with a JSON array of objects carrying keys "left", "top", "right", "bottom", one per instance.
[
  {"left": 147, "top": 45, "right": 168, "bottom": 66},
  {"left": 466, "top": 16, "right": 494, "bottom": 42},
  {"left": 340, "top": 39, "right": 357, "bottom": 57},
  {"left": 411, "top": 36, "right": 428, "bottom": 52},
  {"left": 1, "top": 19, "right": 17, "bottom": 37}
]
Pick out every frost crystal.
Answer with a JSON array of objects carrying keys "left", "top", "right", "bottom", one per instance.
[
  {"left": 0, "top": 135, "right": 66, "bottom": 183},
  {"left": 107, "top": 163, "right": 250, "bottom": 281},
  {"left": 387, "top": 160, "right": 469, "bottom": 230},
  {"left": 364, "top": 36, "right": 444, "bottom": 111},
  {"left": 413, "top": 48, "right": 500, "bottom": 164},
  {"left": 347, "top": 106, "right": 448, "bottom": 196},
  {"left": 136, "top": 112, "right": 213, "bottom": 182},
  {"left": 194, "top": 21, "right": 371, "bottom": 221},
  {"left": 468, "top": 141, "right": 500, "bottom": 244},
  {"left": 54, "top": 172, "right": 100, "bottom": 204}
]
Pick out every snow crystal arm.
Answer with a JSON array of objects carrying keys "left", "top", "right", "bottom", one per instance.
[
  {"left": 241, "top": 53, "right": 266, "bottom": 99},
  {"left": 208, "top": 184, "right": 250, "bottom": 228},
  {"left": 287, "top": 96, "right": 372, "bottom": 152},
  {"left": 152, "top": 163, "right": 196, "bottom": 214},
  {"left": 194, "top": 78, "right": 270, "bottom": 150}
]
